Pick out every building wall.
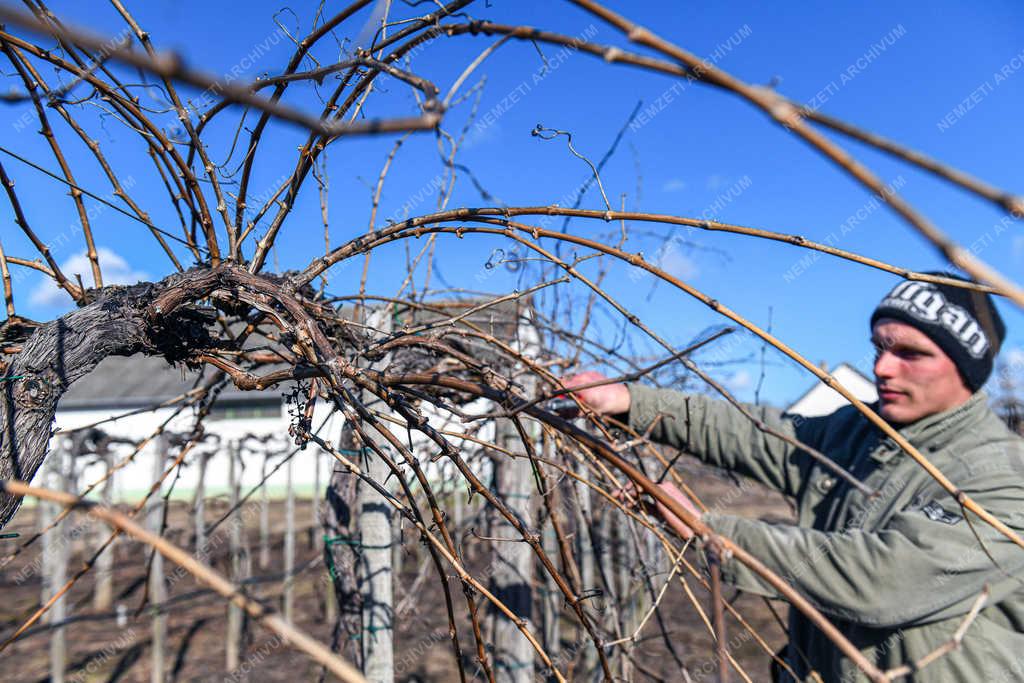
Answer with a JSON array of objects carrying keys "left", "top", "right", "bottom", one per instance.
[
  {"left": 49, "top": 394, "right": 498, "bottom": 503},
  {"left": 49, "top": 402, "right": 332, "bottom": 502},
  {"left": 41, "top": 312, "right": 536, "bottom": 503}
]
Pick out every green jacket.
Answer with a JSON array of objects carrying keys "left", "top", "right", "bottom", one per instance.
[{"left": 627, "top": 384, "right": 1024, "bottom": 682}]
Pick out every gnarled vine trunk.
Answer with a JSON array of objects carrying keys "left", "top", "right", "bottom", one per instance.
[{"left": 1, "top": 264, "right": 244, "bottom": 527}]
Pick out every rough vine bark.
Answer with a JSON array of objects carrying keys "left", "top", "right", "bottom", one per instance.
[
  {"left": 0, "top": 264, "right": 279, "bottom": 527},
  {"left": 324, "top": 423, "right": 365, "bottom": 668},
  {"left": 1, "top": 282, "right": 180, "bottom": 525}
]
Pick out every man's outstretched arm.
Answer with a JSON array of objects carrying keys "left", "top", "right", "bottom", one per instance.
[
  {"left": 654, "top": 465, "right": 1024, "bottom": 628},
  {"left": 565, "top": 372, "right": 828, "bottom": 499}
]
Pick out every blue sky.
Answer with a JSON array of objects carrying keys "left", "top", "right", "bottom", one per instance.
[{"left": 2, "top": 0, "right": 1022, "bottom": 407}]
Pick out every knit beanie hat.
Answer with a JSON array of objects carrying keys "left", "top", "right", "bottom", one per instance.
[{"left": 870, "top": 273, "right": 1006, "bottom": 392}]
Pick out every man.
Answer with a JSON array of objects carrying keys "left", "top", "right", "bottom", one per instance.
[{"left": 568, "top": 276, "right": 1024, "bottom": 682}]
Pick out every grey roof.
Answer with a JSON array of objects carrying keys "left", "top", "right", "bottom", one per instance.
[
  {"left": 58, "top": 299, "right": 535, "bottom": 410},
  {"left": 59, "top": 354, "right": 269, "bottom": 410}
]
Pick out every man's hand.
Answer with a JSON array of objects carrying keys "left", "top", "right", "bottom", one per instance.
[
  {"left": 617, "top": 481, "right": 703, "bottom": 541},
  {"left": 560, "top": 371, "right": 631, "bottom": 416},
  {"left": 649, "top": 482, "right": 703, "bottom": 541}
]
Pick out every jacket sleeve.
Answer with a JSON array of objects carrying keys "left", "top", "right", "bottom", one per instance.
[
  {"left": 626, "top": 383, "right": 828, "bottom": 498},
  {"left": 702, "top": 463, "right": 1024, "bottom": 628}
]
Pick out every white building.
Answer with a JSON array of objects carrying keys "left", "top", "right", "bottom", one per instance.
[
  {"left": 51, "top": 353, "right": 333, "bottom": 502},
  {"left": 786, "top": 362, "right": 878, "bottom": 418},
  {"left": 46, "top": 301, "right": 540, "bottom": 503}
]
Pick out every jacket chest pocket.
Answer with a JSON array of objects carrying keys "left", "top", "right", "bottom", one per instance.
[
  {"left": 825, "top": 455, "right": 910, "bottom": 531},
  {"left": 804, "top": 440, "right": 900, "bottom": 527},
  {"left": 849, "top": 464, "right": 919, "bottom": 531},
  {"left": 841, "top": 496, "right": 897, "bottom": 531}
]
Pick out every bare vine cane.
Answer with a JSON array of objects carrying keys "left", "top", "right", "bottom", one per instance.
[{"left": 0, "top": 479, "right": 368, "bottom": 683}]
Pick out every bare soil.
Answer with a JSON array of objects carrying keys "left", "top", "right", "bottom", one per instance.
[{"left": 0, "top": 462, "right": 793, "bottom": 682}]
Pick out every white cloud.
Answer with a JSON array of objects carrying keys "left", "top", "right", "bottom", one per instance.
[
  {"left": 705, "top": 174, "right": 725, "bottom": 191},
  {"left": 661, "top": 178, "right": 687, "bottom": 193},
  {"left": 657, "top": 249, "right": 699, "bottom": 280},
  {"left": 725, "top": 369, "right": 752, "bottom": 391},
  {"left": 29, "top": 247, "right": 149, "bottom": 307},
  {"left": 463, "top": 119, "right": 500, "bottom": 149}
]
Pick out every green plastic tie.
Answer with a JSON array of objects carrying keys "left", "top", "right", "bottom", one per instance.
[
  {"left": 337, "top": 447, "right": 373, "bottom": 457},
  {"left": 349, "top": 624, "right": 391, "bottom": 640},
  {"left": 323, "top": 534, "right": 392, "bottom": 550}
]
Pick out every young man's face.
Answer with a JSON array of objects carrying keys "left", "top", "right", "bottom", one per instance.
[{"left": 871, "top": 319, "right": 973, "bottom": 425}]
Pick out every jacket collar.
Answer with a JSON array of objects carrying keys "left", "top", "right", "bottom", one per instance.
[{"left": 870, "top": 391, "right": 989, "bottom": 462}]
